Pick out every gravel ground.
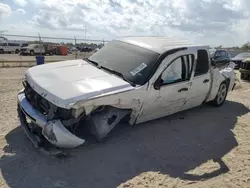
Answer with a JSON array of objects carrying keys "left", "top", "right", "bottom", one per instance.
[{"left": 0, "top": 68, "right": 250, "bottom": 188}]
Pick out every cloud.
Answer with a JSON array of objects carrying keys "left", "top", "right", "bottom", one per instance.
[
  {"left": 0, "top": 3, "right": 11, "bottom": 19},
  {"left": 13, "top": 0, "right": 28, "bottom": 7},
  {"left": 3, "top": 0, "right": 250, "bottom": 46},
  {"left": 16, "top": 8, "right": 26, "bottom": 15}
]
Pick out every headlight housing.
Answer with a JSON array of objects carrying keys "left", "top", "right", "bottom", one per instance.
[{"left": 71, "top": 107, "right": 85, "bottom": 118}]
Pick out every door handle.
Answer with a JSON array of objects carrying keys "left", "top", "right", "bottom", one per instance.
[
  {"left": 178, "top": 88, "right": 188, "bottom": 92},
  {"left": 203, "top": 79, "right": 210, "bottom": 83}
]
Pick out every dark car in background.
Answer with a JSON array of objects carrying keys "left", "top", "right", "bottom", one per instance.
[
  {"left": 209, "top": 49, "right": 232, "bottom": 68},
  {"left": 231, "top": 52, "right": 250, "bottom": 69},
  {"left": 80, "top": 46, "right": 93, "bottom": 52}
]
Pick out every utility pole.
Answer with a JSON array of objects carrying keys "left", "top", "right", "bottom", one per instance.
[{"left": 85, "top": 22, "right": 87, "bottom": 40}]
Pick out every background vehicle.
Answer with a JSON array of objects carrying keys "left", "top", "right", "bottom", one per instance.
[
  {"left": 20, "top": 44, "right": 45, "bottom": 56},
  {"left": 80, "top": 46, "right": 92, "bottom": 52},
  {"left": 231, "top": 52, "right": 250, "bottom": 69},
  {"left": 209, "top": 49, "right": 232, "bottom": 68},
  {"left": 0, "top": 42, "right": 22, "bottom": 54},
  {"left": 17, "top": 37, "right": 235, "bottom": 153},
  {"left": 44, "top": 43, "right": 57, "bottom": 55},
  {"left": 239, "top": 58, "right": 250, "bottom": 80}
]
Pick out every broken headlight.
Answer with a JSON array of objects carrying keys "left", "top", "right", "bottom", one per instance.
[{"left": 71, "top": 107, "right": 85, "bottom": 118}]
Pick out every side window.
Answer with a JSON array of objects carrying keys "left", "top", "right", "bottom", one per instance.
[
  {"left": 214, "top": 50, "right": 221, "bottom": 58},
  {"left": 225, "top": 51, "right": 231, "bottom": 59},
  {"left": 161, "top": 55, "right": 194, "bottom": 85},
  {"left": 8, "top": 43, "right": 19, "bottom": 46},
  {"left": 2, "top": 43, "right": 7, "bottom": 46},
  {"left": 194, "top": 50, "right": 209, "bottom": 77}
]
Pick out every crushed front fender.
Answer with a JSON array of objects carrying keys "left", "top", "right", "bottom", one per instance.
[{"left": 17, "top": 91, "right": 85, "bottom": 151}]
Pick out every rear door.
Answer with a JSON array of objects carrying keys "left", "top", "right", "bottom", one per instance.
[{"left": 183, "top": 49, "right": 211, "bottom": 110}]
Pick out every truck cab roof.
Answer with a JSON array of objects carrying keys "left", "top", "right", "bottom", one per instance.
[{"left": 117, "top": 36, "right": 208, "bottom": 54}]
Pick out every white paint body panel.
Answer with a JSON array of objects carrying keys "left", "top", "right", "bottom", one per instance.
[{"left": 25, "top": 59, "right": 134, "bottom": 109}]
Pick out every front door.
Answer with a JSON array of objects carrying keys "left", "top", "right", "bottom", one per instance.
[{"left": 136, "top": 54, "right": 195, "bottom": 124}]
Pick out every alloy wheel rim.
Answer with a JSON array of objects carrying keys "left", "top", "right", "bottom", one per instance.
[{"left": 217, "top": 84, "right": 227, "bottom": 104}]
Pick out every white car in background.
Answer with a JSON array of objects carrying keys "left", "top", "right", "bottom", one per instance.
[
  {"left": 0, "top": 42, "right": 22, "bottom": 54},
  {"left": 20, "top": 44, "right": 45, "bottom": 56}
]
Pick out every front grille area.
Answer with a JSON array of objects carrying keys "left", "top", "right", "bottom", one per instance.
[
  {"left": 240, "top": 62, "right": 250, "bottom": 70},
  {"left": 233, "top": 60, "right": 242, "bottom": 67},
  {"left": 24, "top": 81, "right": 50, "bottom": 115},
  {"left": 23, "top": 81, "right": 72, "bottom": 120}
]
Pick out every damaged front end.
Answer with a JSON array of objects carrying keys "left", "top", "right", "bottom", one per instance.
[{"left": 17, "top": 81, "right": 131, "bottom": 154}]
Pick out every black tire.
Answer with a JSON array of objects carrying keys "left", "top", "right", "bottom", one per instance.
[
  {"left": 241, "top": 73, "right": 249, "bottom": 80},
  {"left": 30, "top": 50, "right": 34, "bottom": 56},
  {"left": 210, "top": 82, "right": 228, "bottom": 107},
  {"left": 241, "top": 73, "right": 244, "bottom": 79},
  {"left": 244, "top": 74, "right": 249, "bottom": 80},
  {"left": 0, "top": 49, "right": 4, "bottom": 54},
  {"left": 15, "top": 49, "right": 20, "bottom": 54}
]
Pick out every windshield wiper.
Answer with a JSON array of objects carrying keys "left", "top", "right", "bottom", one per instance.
[
  {"left": 100, "top": 66, "right": 136, "bottom": 87},
  {"left": 86, "top": 58, "right": 99, "bottom": 67}
]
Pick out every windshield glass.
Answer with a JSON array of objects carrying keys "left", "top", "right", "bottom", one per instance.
[
  {"left": 235, "top": 52, "right": 250, "bottom": 58},
  {"left": 27, "top": 44, "right": 37, "bottom": 48},
  {"left": 88, "top": 40, "right": 160, "bottom": 85}
]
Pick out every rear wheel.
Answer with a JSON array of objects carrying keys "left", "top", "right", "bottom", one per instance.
[
  {"left": 241, "top": 73, "right": 244, "bottom": 79},
  {"left": 211, "top": 82, "right": 228, "bottom": 107},
  {"left": 0, "top": 49, "right": 4, "bottom": 54},
  {"left": 15, "top": 49, "right": 20, "bottom": 54}
]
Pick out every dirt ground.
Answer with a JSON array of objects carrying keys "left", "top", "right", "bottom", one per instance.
[{"left": 0, "top": 68, "right": 250, "bottom": 188}]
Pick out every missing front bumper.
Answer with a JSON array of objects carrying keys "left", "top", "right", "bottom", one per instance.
[
  {"left": 17, "top": 104, "right": 64, "bottom": 156},
  {"left": 17, "top": 91, "right": 85, "bottom": 153}
]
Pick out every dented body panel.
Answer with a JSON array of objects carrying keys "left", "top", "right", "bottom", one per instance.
[
  {"left": 17, "top": 37, "right": 236, "bottom": 150},
  {"left": 25, "top": 59, "right": 134, "bottom": 109},
  {"left": 18, "top": 92, "right": 85, "bottom": 148}
]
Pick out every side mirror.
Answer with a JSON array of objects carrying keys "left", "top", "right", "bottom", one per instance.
[{"left": 154, "top": 76, "right": 163, "bottom": 90}]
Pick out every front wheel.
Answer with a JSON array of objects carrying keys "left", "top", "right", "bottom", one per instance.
[{"left": 211, "top": 82, "right": 228, "bottom": 107}]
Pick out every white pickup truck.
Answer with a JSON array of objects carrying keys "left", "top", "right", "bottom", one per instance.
[{"left": 17, "top": 37, "right": 236, "bottom": 154}]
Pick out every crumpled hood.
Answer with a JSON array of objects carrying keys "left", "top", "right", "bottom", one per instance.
[{"left": 25, "top": 59, "right": 134, "bottom": 108}]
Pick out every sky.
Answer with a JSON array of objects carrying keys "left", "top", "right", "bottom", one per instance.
[{"left": 0, "top": 0, "right": 250, "bottom": 46}]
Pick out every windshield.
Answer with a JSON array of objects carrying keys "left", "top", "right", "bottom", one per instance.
[
  {"left": 27, "top": 44, "right": 37, "bottom": 48},
  {"left": 88, "top": 40, "right": 160, "bottom": 85},
  {"left": 235, "top": 52, "right": 250, "bottom": 58}
]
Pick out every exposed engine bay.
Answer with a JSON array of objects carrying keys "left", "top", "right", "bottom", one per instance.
[{"left": 18, "top": 81, "right": 131, "bottom": 153}]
